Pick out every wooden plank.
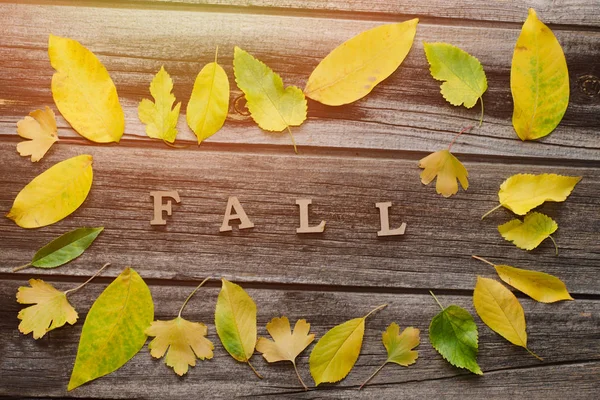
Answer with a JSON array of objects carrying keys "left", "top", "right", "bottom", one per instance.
[
  {"left": 1, "top": 141, "right": 598, "bottom": 294},
  {"left": 0, "top": 3, "right": 599, "bottom": 160},
  {"left": 9, "top": 0, "right": 600, "bottom": 28},
  {"left": 1, "top": 278, "right": 598, "bottom": 398}
]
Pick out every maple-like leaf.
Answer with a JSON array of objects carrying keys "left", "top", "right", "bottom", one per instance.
[
  {"left": 146, "top": 278, "right": 214, "bottom": 376},
  {"left": 17, "top": 279, "right": 78, "bottom": 339},
  {"left": 419, "top": 150, "right": 468, "bottom": 197},
  {"left": 16, "top": 107, "right": 59, "bottom": 162},
  {"left": 360, "top": 322, "right": 420, "bottom": 389},
  {"left": 498, "top": 212, "right": 558, "bottom": 253},
  {"left": 138, "top": 66, "right": 181, "bottom": 143},
  {"left": 256, "top": 316, "right": 315, "bottom": 390}
]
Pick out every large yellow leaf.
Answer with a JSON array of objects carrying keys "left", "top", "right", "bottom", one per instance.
[
  {"left": 309, "top": 304, "right": 386, "bottom": 385},
  {"left": 186, "top": 51, "right": 230, "bottom": 144},
  {"left": 498, "top": 212, "right": 558, "bottom": 252},
  {"left": 305, "top": 20, "right": 418, "bottom": 106},
  {"left": 6, "top": 154, "right": 93, "bottom": 228},
  {"left": 511, "top": 9, "right": 569, "bottom": 140},
  {"left": 49, "top": 35, "right": 124, "bottom": 143},
  {"left": 473, "top": 277, "right": 540, "bottom": 359},
  {"left": 419, "top": 149, "right": 468, "bottom": 197},
  {"left": 139, "top": 66, "right": 181, "bottom": 143},
  {"left": 16, "top": 107, "right": 59, "bottom": 162}
]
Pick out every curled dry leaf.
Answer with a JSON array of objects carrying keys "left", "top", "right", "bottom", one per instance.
[
  {"left": 138, "top": 66, "right": 181, "bottom": 143},
  {"left": 16, "top": 106, "right": 58, "bottom": 162}
]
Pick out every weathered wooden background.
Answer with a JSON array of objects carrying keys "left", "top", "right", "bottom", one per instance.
[{"left": 0, "top": 0, "right": 599, "bottom": 398}]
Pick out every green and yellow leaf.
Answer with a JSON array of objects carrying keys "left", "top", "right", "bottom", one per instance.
[
  {"left": 138, "top": 66, "right": 181, "bottom": 143},
  {"left": 498, "top": 212, "right": 557, "bottom": 252},
  {"left": 16, "top": 107, "right": 59, "bottom": 162}
]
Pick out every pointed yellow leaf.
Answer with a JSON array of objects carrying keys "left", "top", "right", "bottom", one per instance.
[
  {"left": 187, "top": 56, "right": 230, "bottom": 144},
  {"left": 16, "top": 107, "right": 59, "bottom": 162},
  {"left": 6, "top": 154, "right": 93, "bottom": 228},
  {"left": 511, "top": 9, "right": 569, "bottom": 140},
  {"left": 146, "top": 317, "right": 214, "bottom": 376},
  {"left": 498, "top": 212, "right": 557, "bottom": 251},
  {"left": 305, "top": 20, "right": 418, "bottom": 106},
  {"left": 473, "top": 277, "right": 539, "bottom": 358},
  {"left": 495, "top": 173, "right": 581, "bottom": 216},
  {"left": 49, "top": 34, "right": 124, "bottom": 143},
  {"left": 419, "top": 149, "right": 468, "bottom": 197},
  {"left": 16, "top": 279, "right": 78, "bottom": 339},
  {"left": 383, "top": 323, "right": 420, "bottom": 366},
  {"left": 495, "top": 264, "right": 573, "bottom": 303},
  {"left": 138, "top": 66, "right": 181, "bottom": 143},
  {"left": 256, "top": 316, "right": 315, "bottom": 363}
]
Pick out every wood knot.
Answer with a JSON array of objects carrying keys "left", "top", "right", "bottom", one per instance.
[{"left": 578, "top": 74, "right": 600, "bottom": 98}]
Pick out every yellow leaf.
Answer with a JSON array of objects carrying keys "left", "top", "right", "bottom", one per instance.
[
  {"left": 309, "top": 304, "right": 386, "bottom": 385},
  {"left": 187, "top": 50, "right": 230, "bottom": 144},
  {"left": 214, "top": 278, "right": 261, "bottom": 378},
  {"left": 16, "top": 107, "right": 59, "bottom": 162},
  {"left": 138, "top": 66, "right": 181, "bottom": 143},
  {"left": 6, "top": 154, "right": 93, "bottom": 228},
  {"left": 256, "top": 316, "right": 314, "bottom": 390},
  {"left": 498, "top": 212, "right": 558, "bottom": 252},
  {"left": 233, "top": 46, "right": 306, "bottom": 152},
  {"left": 511, "top": 9, "right": 569, "bottom": 140},
  {"left": 49, "top": 34, "right": 124, "bottom": 143},
  {"left": 16, "top": 279, "right": 77, "bottom": 339},
  {"left": 473, "top": 277, "right": 541, "bottom": 359},
  {"left": 419, "top": 149, "right": 468, "bottom": 197},
  {"left": 305, "top": 20, "right": 418, "bottom": 106}
]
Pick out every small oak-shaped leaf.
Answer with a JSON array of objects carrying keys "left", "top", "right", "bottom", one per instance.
[
  {"left": 256, "top": 316, "right": 315, "bottom": 390},
  {"left": 498, "top": 212, "right": 558, "bottom": 253},
  {"left": 16, "top": 107, "right": 59, "bottom": 162},
  {"left": 360, "top": 323, "right": 420, "bottom": 389},
  {"left": 309, "top": 304, "right": 386, "bottom": 385},
  {"left": 428, "top": 292, "right": 482, "bottom": 375},
  {"left": 419, "top": 150, "right": 468, "bottom": 197},
  {"left": 146, "top": 278, "right": 214, "bottom": 376},
  {"left": 138, "top": 66, "right": 181, "bottom": 143},
  {"left": 473, "top": 277, "right": 541, "bottom": 360}
]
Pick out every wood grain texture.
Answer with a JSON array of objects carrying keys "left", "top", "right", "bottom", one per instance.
[
  {"left": 1, "top": 278, "right": 598, "bottom": 399},
  {"left": 0, "top": 3, "right": 599, "bottom": 160},
  {"left": 1, "top": 141, "right": 598, "bottom": 294}
]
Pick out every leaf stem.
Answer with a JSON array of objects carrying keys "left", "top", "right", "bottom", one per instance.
[
  {"left": 364, "top": 304, "right": 387, "bottom": 319},
  {"left": 286, "top": 126, "right": 298, "bottom": 154},
  {"left": 359, "top": 360, "right": 387, "bottom": 390},
  {"left": 471, "top": 255, "right": 496, "bottom": 267},
  {"left": 447, "top": 125, "right": 473, "bottom": 152},
  {"left": 13, "top": 263, "right": 31, "bottom": 272},
  {"left": 548, "top": 235, "right": 559, "bottom": 256},
  {"left": 214, "top": 45, "right": 219, "bottom": 64},
  {"left": 429, "top": 291, "right": 445, "bottom": 310},
  {"left": 526, "top": 347, "right": 544, "bottom": 361},
  {"left": 178, "top": 277, "right": 211, "bottom": 318},
  {"left": 292, "top": 361, "right": 308, "bottom": 391},
  {"left": 64, "top": 263, "right": 111, "bottom": 296},
  {"left": 478, "top": 96, "right": 484, "bottom": 127},
  {"left": 247, "top": 360, "right": 263, "bottom": 379},
  {"left": 481, "top": 204, "right": 503, "bottom": 220}
]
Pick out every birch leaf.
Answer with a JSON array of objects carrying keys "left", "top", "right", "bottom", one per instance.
[
  {"left": 16, "top": 107, "right": 59, "bottom": 162},
  {"left": 233, "top": 46, "right": 306, "bottom": 152},
  {"left": 511, "top": 9, "right": 569, "bottom": 140},
  {"left": 68, "top": 267, "right": 154, "bottom": 391},
  {"left": 423, "top": 42, "right": 487, "bottom": 125},
  {"left": 309, "top": 304, "right": 386, "bottom": 385},
  {"left": 6, "top": 154, "right": 93, "bottom": 228},
  {"left": 214, "top": 278, "right": 261, "bottom": 378},
  {"left": 473, "top": 277, "right": 541, "bottom": 359},
  {"left": 483, "top": 173, "right": 581, "bottom": 218},
  {"left": 186, "top": 50, "right": 230, "bottom": 144},
  {"left": 419, "top": 149, "right": 468, "bottom": 197},
  {"left": 256, "top": 316, "right": 314, "bottom": 390},
  {"left": 49, "top": 34, "right": 124, "bottom": 143},
  {"left": 138, "top": 66, "right": 181, "bottom": 143},
  {"left": 305, "top": 20, "right": 418, "bottom": 106},
  {"left": 498, "top": 212, "right": 558, "bottom": 252}
]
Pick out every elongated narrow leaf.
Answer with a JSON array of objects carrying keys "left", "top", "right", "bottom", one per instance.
[
  {"left": 6, "top": 155, "right": 93, "bottom": 228},
  {"left": 305, "top": 20, "right": 418, "bottom": 106},
  {"left": 495, "top": 264, "right": 573, "bottom": 303},
  {"left": 187, "top": 56, "right": 230, "bottom": 144},
  {"left": 68, "top": 267, "right": 154, "bottom": 390},
  {"left": 138, "top": 66, "right": 181, "bottom": 143},
  {"left": 49, "top": 35, "right": 124, "bottom": 143},
  {"left": 498, "top": 212, "right": 557, "bottom": 251},
  {"left": 511, "top": 9, "right": 569, "bottom": 140}
]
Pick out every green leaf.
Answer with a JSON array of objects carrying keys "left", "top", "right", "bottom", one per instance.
[
  {"left": 429, "top": 293, "right": 482, "bottom": 375},
  {"left": 15, "top": 227, "right": 104, "bottom": 271},
  {"left": 423, "top": 42, "right": 487, "bottom": 125},
  {"left": 498, "top": 212, "right": 558, "bottom": 252},
  {"left": 68, "top": 267, "right": 154, "bottom": 391}
]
